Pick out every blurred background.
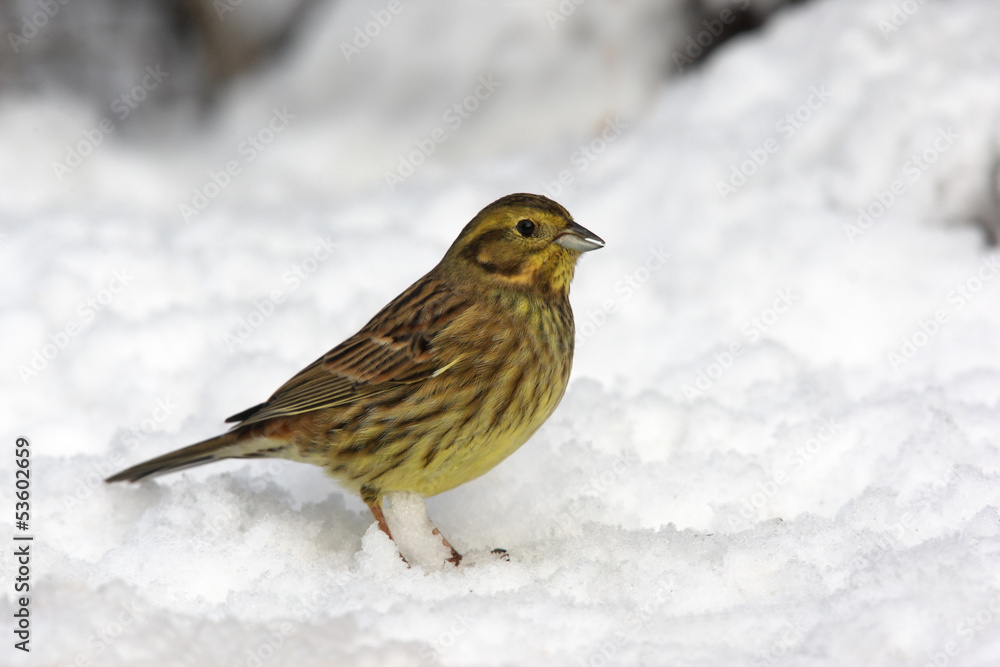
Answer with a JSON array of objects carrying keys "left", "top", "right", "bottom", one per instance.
[
  {"left": 0, "top": 0, "right": 809, "bottom": 212},
  {"left": 5, "top": 2, "right": 1000, "bottom": 665}
]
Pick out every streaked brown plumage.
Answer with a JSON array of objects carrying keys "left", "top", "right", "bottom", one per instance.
[{"left": 106, "top": 193, "right": 603, "bottom": 564}]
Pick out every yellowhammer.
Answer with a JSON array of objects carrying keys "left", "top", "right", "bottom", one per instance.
[{"left": 107, "top": 193, "right": 603, "bottom": 565}]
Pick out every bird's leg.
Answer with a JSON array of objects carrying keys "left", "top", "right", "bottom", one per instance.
[
  {"left": 363, "top": 484, "right": 410, "bottom": 566},
  {"left": 367, "top": 498, "right": 461, "bottom": 566},
  {"left": 377, "top": 505, "right": 461, "bottom": 566},
  {"left": 368, "top": 502, "right": 393, "bottom": 541},
  {"left": 433, "top": 526, "right": 463, "bottom": 566},
  {"left": 368, "top": 489, "right": 463, "bottom": 567},
  {"left": 366, "top": 500, "right": 411, "bottom": 567}
]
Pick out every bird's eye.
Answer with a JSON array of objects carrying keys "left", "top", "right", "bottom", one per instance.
[{"left": 515, "top": 219, "right": 536, "bottom": 237}]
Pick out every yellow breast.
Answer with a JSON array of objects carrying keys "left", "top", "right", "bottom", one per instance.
[{"left": 327, "top": 289, "right": 575, "bottom": 500}]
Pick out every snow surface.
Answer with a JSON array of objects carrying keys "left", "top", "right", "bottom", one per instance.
[{"left": 3, "top": 0, "right": 1000, "bottom": 665}]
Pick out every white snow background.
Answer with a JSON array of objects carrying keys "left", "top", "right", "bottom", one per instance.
[{"left": 3, "top": 0, "right": 1000, "bottom": 665}]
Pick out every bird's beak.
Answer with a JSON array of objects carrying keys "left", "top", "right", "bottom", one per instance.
[{"left": 555, "top": 221, "right": 605, "bottom": 252}]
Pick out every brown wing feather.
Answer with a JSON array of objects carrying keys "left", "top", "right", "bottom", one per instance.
[{"left": 227, "top": 274, "right": 470, "bottom": 427}]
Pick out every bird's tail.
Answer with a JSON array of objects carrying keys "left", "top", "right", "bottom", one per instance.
[{"left": 105, "top": 430, "right": 287, "bottom": 483}]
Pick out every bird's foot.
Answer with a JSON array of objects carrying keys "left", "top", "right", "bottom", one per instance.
[
  {"left": 433, "top": 526, "right": 463, "bottom": 566},
  {"left": 369, "top": 491, "right": 463, "bottom": 568}
]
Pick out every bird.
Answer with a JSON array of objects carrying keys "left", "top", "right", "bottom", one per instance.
[{"left": 106, "top": 193, "right": 604, "bottom": 565}]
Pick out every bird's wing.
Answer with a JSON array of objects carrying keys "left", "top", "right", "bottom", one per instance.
[{"left": 225, "top": 275, "right": 470, "bottom": 427}]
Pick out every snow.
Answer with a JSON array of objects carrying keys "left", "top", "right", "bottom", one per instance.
[
  {"left": 3, "top": 0, "right": 1000, "bottom": 665},
  {"left": 381, "top": 491, "right": 458, "bottom": 571}
]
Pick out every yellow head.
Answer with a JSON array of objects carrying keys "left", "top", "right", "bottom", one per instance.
[{"left": 442, "top": 193, "right": 604, "bottom": 297}]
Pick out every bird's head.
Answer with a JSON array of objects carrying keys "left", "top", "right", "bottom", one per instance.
[{"left": 442, "top": 193, "right": 604, "bottom": 297}]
